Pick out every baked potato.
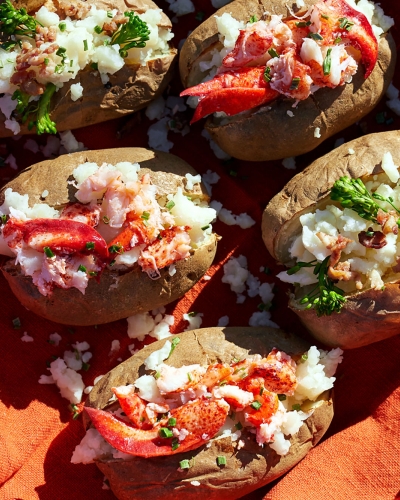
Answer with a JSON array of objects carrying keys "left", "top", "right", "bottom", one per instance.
[
  {"left": 0, "top": 0, "right": 177, "bottom": 136},
  {"left": 179, "top": 0, "right": 396, "bottom": 161},
  {"left": 263, "top": 130, "right": 400, "bottom": 349},
  {"left": 78, "top": 326, "right": 339, "bottom": 499},
  {"left": 0, "top": 147, "right": 217, "bottom": 325}
]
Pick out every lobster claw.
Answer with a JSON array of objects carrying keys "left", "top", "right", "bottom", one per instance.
[
  {"left": 318, "top": 0, "right": 378, "bottom": 78},
  {"left": 85, "top": 398, "right": 230, "bottom": 458}
]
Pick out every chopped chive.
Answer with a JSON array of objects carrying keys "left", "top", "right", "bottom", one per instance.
[
  {"left": 263, "top": 66, "right": 271, "bottom": 83},
  {"left": 83, "top": 39, "right": 88, "bottom": 51},
  {"left": 201, "top": 224, "right": 210, "bottom": 231},
  {"left": 235, "top": 421, "right": 243, "bottom": 430},
  {"left": 109, "top": 244, "right": 123, "bottom": 254},
  {"left": 217, "top": 456, "right": 227, "bottom": 466},
  {"left": 168, "top": 337, "right": 180, "bottom": 358},
  {"left": 44, "top": 246, "right": 55, "bottom": 258},
  {"left": 290, "top": 77, "right": 301, "bottom": 90},
  {"left": 334, "top": 37, "right": 342, "bottom": 44},
  {"left": 263, "top": 266, "right": 271, "bottom": 274},
  {"left": 229, "top": 170, "right": 237, "bottom": 177},
  {"left": 166, "top": 200, "right": 175, "bottom": 210},
  {"left": 323, "top": 48, "right": 332, "bottom": 76},
  {"left": 86, "top": 241, "right": 95, "bottom": 250},
  {"left": 308, "top": 32, "right": 323, "bottom": 41},
  {"left": 219, "top": 380, "right": 227, "bottom": 386},
  {"left": 292, "top": 404, "right": 301, "bottom": 411},
  {"left": 141, "top": 211, "right": 150, "bottom": 220},
  {"left": 89, "top": 271, "right": 98, "bottom": 277},
  {"left": 188, "top": 311, "right": 197, "bottom": 317},
  {"left": 259, "top": 386, "right": 265, "bottom": 396},
  {"left": 59, "top": 22, "right": 67, "bottom": 31},
  {"left": 159, "top": 427, "right": 174, "bottom": 438},
  {"left": 251, "top": 401, "right": 262, "bottom": 410},
  {"left": 44, "top": 58, "right": 49, "bottom": 65},
  {"left": 171, "top": 438, "right": 180, "bottom": 450},
  {"left": 107, "top": 11, "right": 113, "bottom": 18},
  {"left": 295, "top": 20, "right": 311, "bottom": 27},
  {"left": 168, "top": 417, "right": 177, "bottom": 427},
  {"left": 78, "top": 264, "right": 87, "bottom": 273},
  {"left": 268, "top": 47, "right": 279, "bottom": 59},
  {"left": 56, "top": 47, "right": 67, "bottom": 57},
  {"left": 154, "top": 371, "right": 161, "bottom": 379},
  {"left": 278, "top": 394, "right": 286, "bottom": 401},
  {"left": 91, "top": 62, "right": 98, "bottom": 70},
  {"left": 109, "top": 259, "right": 116, "bottom": 266},
  {"left": 94, "top": 25, "right": 103, "bottom": 34},
  {"left": 321, "top": 14, "right": 329, "bottom": 19},
  {"left": 338, "top": 17, "right": 354, "bottom": 31},
  {"left": 102, "top": 215, "right": 110, "bottom": 224},
  {"left": 300, "top": 353, "right": 308, "bottom": 363},
  {"left": 179, "top": 459, "right": 190, "bottom": 469},
  {"left": 82, "top": 362, "right": 90, "bottom": 371},
  {"left": 249, "top": 15, "right": 258, "bottom": 23},
  {"left": 0, "top": 214, "right": 8, "bottom": 224},
  {"left": 12, "top": 317, "right": 21, "bottom": 329},
  {"left": 187, "top": 372, "right": 192, "bottom": 382},
  {"left": 70, "top": 59, "right": 73, "bottom": 67},
  {"left": 72, "top": 411, "right": 80, "bottom": 420}
]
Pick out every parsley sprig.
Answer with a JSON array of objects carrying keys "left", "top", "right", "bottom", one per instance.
[
  {"left": 111, "top": 11, "right": 150, "bottom": 57},
  {"left": 288, "top": 256, "right": 346, "bottom": 316}
]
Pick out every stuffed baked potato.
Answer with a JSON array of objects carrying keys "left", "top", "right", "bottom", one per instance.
[
  {"left": 179, "top": 0, "right": 396, "bottom": 161},
  {"left": 0, "top": 148, "right": 217, "bottom": 325},
  {"left": 263, "top": 130, "right": 400, "bottom": 349},
  {"left": 77, "top": 326, "right": 340, "bottom": 499},
  {"left": 0, "top": 0, "right": 177, "bottom": 136}
]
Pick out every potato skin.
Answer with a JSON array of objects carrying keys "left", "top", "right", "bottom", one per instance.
[
  {"left": 85, "top": 327, "right": 334, "bottom": 500},
  {"left": 0, "top": 148, "right": 217, "bottom": 325},
  {"left": 179, "top": 0, "right": 397, "bottom": 161},
  {"left": 0, "top": 0, "right": 177, "bottom": 137},
  {"left": 263, "top": 130, "right": 400, "bottom": 349}
]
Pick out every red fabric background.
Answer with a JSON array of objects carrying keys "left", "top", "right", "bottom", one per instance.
[{"left": 0, "top": 1, "right": 400, "bottom": 499}]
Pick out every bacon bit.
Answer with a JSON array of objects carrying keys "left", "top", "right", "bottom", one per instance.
[
  {"left": 35, "top": 25, "right": 57, "bottom": 47},
  {"left": 57, "top": 0, "right": 91, "bottom": 19},
  {"left": 317, "top": 232, "right": 362, "bottom": 287},
  {"left": 358, "top": 227, "right": 387, "bottom": 249},
  {"left": 102, "top": 13, "right": 129, "bottom": 37},
  {"left": 376, "top": 209, "right": 399, "bottom": 235},
  {"left": 392, "top": 257, "right": 400, "bottom": 273}
]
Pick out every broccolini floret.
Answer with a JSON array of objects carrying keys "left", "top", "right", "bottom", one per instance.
[
  {"left": 111, "top": 11, "right": 150, "bottom": 57},
  {"left": 287, "top": 256, "right": 346, "bottom": 316},
  {"left": 0, "top": 0, "right": 41, "bottom": 40},
  {"left": 12, "top": 83, "right": 57, "bottom": 135}
]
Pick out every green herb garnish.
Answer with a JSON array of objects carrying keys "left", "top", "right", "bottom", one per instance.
[
  {"left": 323, "top": 48, "right": 332, "bottom": 76},
  {"left": 166, "top": 200, "right": 175, "bottom": 210},
  {"left": 308, "top": 32, "right": 324, "bottom": 41},
  {"left": 0, "top": 0, "right": 41, "bottom": 40},
  {"left": 249, "top": 15, "right": 258, "bottom": 23},
  {"left": 290, "top": 77, "right": 301, "bottom": 90},
  {"left": 78, "top": 265, "right": 87, "bottom": 273},
  {"left": 292, "top": 404, "right": 301, "bottom": 411},
  {"left": 295, "top": 20, "right": 311, "bottom": 27},
  {"left": 263, "top": 66, "right": 271, "bottom": 83},
  {"left": 168, "top": 417, "right": 176, "bottom": 427},
  {"left": 86, "top": 242, "right": 95, "bottom": 250},
  {"left": 235, "top": 421, "right": 243, "bottom": 430},
  {"left": 217, "top": 456, "right": 227, "bottom": 466},
  {"left": 109, "top": 244, "right": 123, "bottom": 254},
  {"left": 159, "top": 427, "right": 173, "bottom": 439},
  {"left": 168, "top": 337, "right": 180, "bottom": 358},
  {"left": 338, "top": 17, "right": 354, "bottom": 31},
  {"left": 94, "top": 25, "right": 103, "bottom": 34},
  {"left": 278, "top": 394, "right": 286, "bottom": 401},
  {"left": 171, "top": 438, "right": 180, "bottom": 450},
  {"left": 12, "top": 317, "right": 21, "bottom": 329},
  {"left": 268, "top": 47, "right": 279, "bottom": 59},
  {"left": 44, "top": 246, "right": 55, "bottom": 258},
  {"left": 250, "top": 401, "right": 262, "bottom": 410},
  {"left": 334, "top": 37, "right": 342, "bottom": 44},
  {"left": 300, "top": 353, "right": 308, "bottom": 363},
  {"left": 179, "top": 459, "right": 191, "bottom": 469}
]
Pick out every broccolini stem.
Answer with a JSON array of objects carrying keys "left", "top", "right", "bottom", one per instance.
[
  {"left": 111, "top": 11, "right": 150, "bottom": 57},
  {"left": 36, "top": 83, "right": 57, "bottom": 135},
  {"left": 0, "top": 0, "right": 41, "bottom": 40}
]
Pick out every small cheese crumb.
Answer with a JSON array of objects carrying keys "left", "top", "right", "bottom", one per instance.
[
  {"left": 217, "top": 315, "right": 229, "bottom": 327},
  {"left": 41, "top": 190, "right": 49, "bottom": 198},
  {"left": 190, "top": 481, "right": 201, "bottom": 486},
  {"left": 348, "top": 148, "right": 355, "bottom": 155},
  {"left": 287, "top": 110, "right": 294, "bottom": 117},
  {"left": 21, "top": 332, "right": 34, "bottom": 342},
  {"left": 70, "top": 83, "right": 83, "bottom": 101},
  {"left": 49, "top": 332, "right": 62, "bottom": 346},
  {"left": 109, "top": 339, "right": 120, "bottom": 355},
  {"left": 93, "top": 375, "right": 104, "bottom": 385},
  {"left": 314, "top": 127, "right": 321, "bottom": 138},
  {"left": 282, "top": 157, "right": 296, "bottom": 170}
]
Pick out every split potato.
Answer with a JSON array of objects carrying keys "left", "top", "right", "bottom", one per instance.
[
  {"left": 0, "top": 0, "right": 177, "bottom": 136},
  {"left": 179, "top": 0, "right": 396, "bottom": 161},
  {"left": 0, "top": 148, "right": 217, "bottom": 325},
  {"left": 263, "top": 130, "right": 400, "bottom": 349},
  {"left": 84, "top": 327, "right": 334, "bottom": 500}
]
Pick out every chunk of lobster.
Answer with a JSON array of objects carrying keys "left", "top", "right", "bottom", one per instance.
[
  {"left": 3, "top": 218, "right": 109, "bottom": 259},
  {"left": 60, "top": 203, "right": 101, "bottom": 227},
  {"left": 251, "top": 349, "right": 298, "bottom": 395},
  {"left": 112, "top": 386, "right": 153, "bottom": 430},
  {"left": 244, "top": 390, "right": 279, "bottom": 427},
  {"left": 85, "top": 398, "right": 230, "bottom": 458},
  {"left": 313, "top": 0, "right": 378, "bottom": 78}
]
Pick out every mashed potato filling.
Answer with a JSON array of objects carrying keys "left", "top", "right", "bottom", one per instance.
[
  {"left": 278, "top": 163, "right": 400, "bottom": 294},
  {"left": 71, "top": 345, "right": 343, "bottom": 463},
  {"left": 0, "top": 161, "right": 216, "bottom": 296}
]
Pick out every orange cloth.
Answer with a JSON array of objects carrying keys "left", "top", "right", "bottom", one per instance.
[{"left": 0, "top": 1, "right": 400, "bottom": 499}]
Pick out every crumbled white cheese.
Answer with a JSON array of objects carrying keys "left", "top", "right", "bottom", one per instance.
[
  {"left": 314, "top": 127, "right": 321, "bottom": 138},
  {"left": 282, "top": 157, "right": 296, "bottom": 170}
]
